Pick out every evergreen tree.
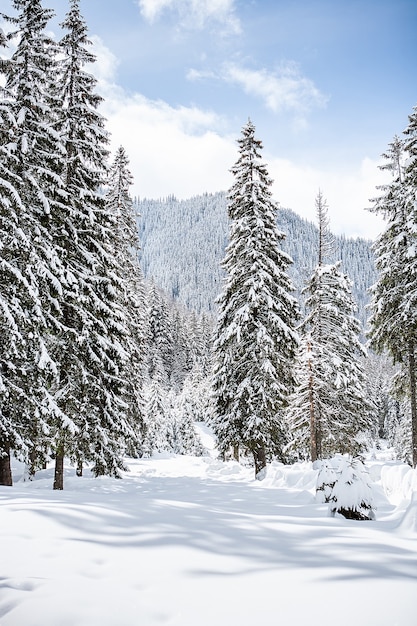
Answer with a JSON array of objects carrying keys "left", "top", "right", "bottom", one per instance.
[
  {"left": 169, "top": 397, "right": 205, "bottom": 456},
  {"left": 48, "top": 0, "right": 137, "bottom": 486},
  {"left": 304, "top": 263, "right": 370, "bottom": 457},
  {"left": 211, "top": 120, "right": 299, "bottom": 479},
  {"left": 146, "top": 281, "right": 173, "bottom": 384},
  {"left": 315, "top": 459, "right": 337, "bottom": 503},
  {"left": 287, "top": 193, "right": 370, "bottom": 460},
  {"left": 142, "top": 355, "right": 170, "bottom": 456},
  {"left": 105, "top": 146, "right": 147, "bottom": 456},
  {"left": 368, "top": 123, "right": 417, "bottom": 467},
  {"left": 0, "top": 0, "right": 65, "bottom": 483},
  {"left": 287, "top": 192, "right": 334, "bottom": 461},
  {"left": 329, "top": 456, "right": 375, "bottom": 521}
]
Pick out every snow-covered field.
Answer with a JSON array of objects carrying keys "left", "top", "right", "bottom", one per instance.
[{"left": 1, "top": 425, "right": 416, "bottom": 626}]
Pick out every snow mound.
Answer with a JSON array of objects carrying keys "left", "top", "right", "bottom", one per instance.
[
  {"left": 380, "top": 464, "right": 417, "bottom": 503},
  {"left": 397, "top": 492, "right": 417, "bottom": 535}
]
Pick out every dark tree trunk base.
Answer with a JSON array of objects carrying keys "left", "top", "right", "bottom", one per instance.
[
  {"left": 0, "top": 446, "right": 13, "bottom": 486},
  {"left": 252, "top": 445, "right": 267, "bottom": 480},
  {"left": 53, "top": 452, "right": 64, "bottom": 490}
]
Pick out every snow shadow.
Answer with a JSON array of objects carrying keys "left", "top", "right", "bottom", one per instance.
[{"left": 2, "top": 473, "right": 416, "bottom": 584}]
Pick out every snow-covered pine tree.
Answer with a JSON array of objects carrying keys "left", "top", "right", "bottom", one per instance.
[
  {"left": 286, "top": 192, "right": 334, "bottom": 461},
  {"left": 170, "top": 307, "right": 192, "bottom": 391},
  {"left": 368, "top": 125, "right": 417, "bottom": 467},
  {"left": 315, "top": 459, "right": 337, "bottom": 503},
  {"left": 0, "top": 35, "right": 28, "bottom": 486},
  {"left": 176, "top": 364, "right": 214, "bottom": 425},
  {"left": 142, "top": 354, "right": 170, "bottom": 456},
  {"left": 105, "top": 146, "right": 147, "bottom": 456},
  {"left": 329, "top": 456, "right": 375, "bottom": 520},
  {"left": 49, "top": 0, "right": 138, "bottom": 486},
  {"left": 287, "top": 192, "right": 371, "bottom": 460},
  {"left": 169, "top": 396, "right": 205, "bottom": 456},
  {"left": 0, "top": 0, "right": 67, "bottom": 482},
  {"left": 211, "top": 120, "right": 299, "bottom": 479},
  {"left": 146, "top": 281, "right": 174, "bottom": 384},
  {"left": 304, "top": 263, "right": 371, "bottom": 456}
]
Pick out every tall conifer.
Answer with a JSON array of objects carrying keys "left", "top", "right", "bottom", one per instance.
[
  {"left": 369, "top": 111, "right": 417, "bottom": 467},
  {"left": 49, "top": 0, "right": 135, "bottom": 486},
  {"left": 287, "top": 193, "right": 370, "bottom": 460},
  {"left": 0, "top": 0, "right": 65, "bottom": 482},
  {"left": 211, "top": 120, "right": 299, "bottom": 478},
  {"left": 106, "top": 146, "right": 147, "bottom": 455}
]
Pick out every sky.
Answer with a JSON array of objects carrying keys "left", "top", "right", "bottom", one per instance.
[
  {"left": 2, "top": 0, "right": 417, "bottom": 239},
  {"left": 1, "top": 425, "right": 416, "bottom": 625}
]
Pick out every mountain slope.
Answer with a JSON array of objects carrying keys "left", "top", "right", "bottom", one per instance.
[{"left": 136, "top": 192, "right": 376, "bottom": 329}]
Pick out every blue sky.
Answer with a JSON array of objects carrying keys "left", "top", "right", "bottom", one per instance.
[{"left": 2, "top": 0, "right": 417, "bottom": 238}]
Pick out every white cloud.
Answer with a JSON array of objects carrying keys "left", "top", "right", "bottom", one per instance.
[
  {"left": 90, "top": 38, "right": 385, "bottom": 240},
  {"left": 89, "top": 35, "right": 119, "bottom": 84},
  {"left": 225, "top": 62, "right": 327, "bottom": 112},
  {"left": 137, "top": 0, "right": 173, "bottom": 22},
  {"left": 267, "top": 155, "right": 388, "bottom": 240},
  {"left": 102, "top": 93, "right": 236, "bottom": 200},
  {"left": 137, "top": 0, "right": 241, "bottom": 33},
  {"left": 188, "top": 61, "right": 328, "bottom": 127}
]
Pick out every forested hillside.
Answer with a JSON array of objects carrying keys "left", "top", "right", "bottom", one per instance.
[{"left": 136, "top": 192, "right": 376, "bottom": 330}]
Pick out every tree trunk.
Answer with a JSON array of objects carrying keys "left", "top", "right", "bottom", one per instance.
[
  {"left": 53, "top": 445, "right": 64, "bottom": 490},
  {"left": 307, "top": 343, "right": 318, "bottom": 462},
  {"left": 409, "top": 339, "right": 417, "bottom": 468},
  {"left": 252, "top": 445, "right": 266, "bottom": 480},
  {"left": 0, "top": 443, "right": 13, "bottom": 486},
  {"left": 28, "top": 448, "right": 38, "bottom": 481},
  {"left": 232, "top": 443, "right": 239, "bottom": 462}
]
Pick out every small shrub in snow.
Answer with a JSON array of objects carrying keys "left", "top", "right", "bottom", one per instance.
[
  {"left": 330, "top": 456, "right": 375, "bottom": 520},
  {"left": 315, "top": 459, "right": 337, "bottom": 503}
]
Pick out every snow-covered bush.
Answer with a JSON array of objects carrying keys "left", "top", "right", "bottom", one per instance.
[
  {"left": 329, "top": 456, "right": 375, "bottom": 520},
  {"left": 315, "top": 459, "right": 337, "bottom": 503}
]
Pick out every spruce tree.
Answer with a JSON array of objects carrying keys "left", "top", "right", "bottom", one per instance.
[
  {"left": 0, "top": 0, "right": 66, "bottom": 482},
  {"left": 211, "top": 120, "right": 299, "bottom": 479},
  {"left": 49, "top": 0, "right": 136, "bottom": 486},
  {"left": 146, "top": 282, "right": 173, "bottom": 384},
  {"left": 105, "top": 146, "right": 147, "bottom": 456},
  {"left": 287, "top": 193, "right": 370, "bottom": 460},
  {"left": 329, "top": 456, "right": 375, "bottom": 521},
  {"left": 368, "top": 123, "right": 417, "bottom": 467}
]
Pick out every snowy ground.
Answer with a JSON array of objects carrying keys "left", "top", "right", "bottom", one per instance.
[{"left": 1, "top": 425, "right": 416, "bottom": 626}]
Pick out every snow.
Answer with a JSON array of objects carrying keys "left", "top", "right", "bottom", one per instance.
[{"left": 1, "top": 427, "right": 416, "bottom": 626}]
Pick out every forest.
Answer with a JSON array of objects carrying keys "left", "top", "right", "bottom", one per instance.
[{"left": 1, "top": 0, "right": 417, "bottom": 498}]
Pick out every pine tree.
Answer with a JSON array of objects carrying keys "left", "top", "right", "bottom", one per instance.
[
  {"left": 142, "top": 354, "right": 170, "bottom": 456},
  {"left": 315, "top": 459, "right": 337, "bottom": 503},
  {"left": 0, "top": 0, "right": 66, "bottom": 483},
  {"left": 368, "top": 123, "right": 417, "bottom": 468},
  {"left": 305, "top": 263, "right": 370, "bottom": 456},
  {"left": 105, "top": 146, "right": 147, "bottom": 456},
  {"left": 48, "top": 0, "right": 136, "bottom": 486},
  {"left": 211, "top": 120, "right": 299, "bottom": 479},
  {"left": 329, "top": 456, "right": 375, "bottom": 520},
  {"left": 287, "top": 192, "right": 334, "bottom": 461},
  {"left": 288, "top": 192, "right": 371, "bottom": 460},
  {"left": 146, "top": 282, "right": 173, "bottom": 384}
]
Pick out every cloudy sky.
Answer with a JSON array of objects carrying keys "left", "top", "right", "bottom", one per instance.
[{"left": 2, "top": 0, "right": 417, "bottom": 239}]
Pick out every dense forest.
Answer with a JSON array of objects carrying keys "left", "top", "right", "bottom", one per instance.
[
  {"left": 1, "top": 0, "right": 416, "bottom": 491},
  {"left": 136, "top": 192, "right": 376, "bottom": 329}
]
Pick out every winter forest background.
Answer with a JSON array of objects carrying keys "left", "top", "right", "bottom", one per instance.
[{"left": 1, "top": 0, "right": 417, "bottom": 501}]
